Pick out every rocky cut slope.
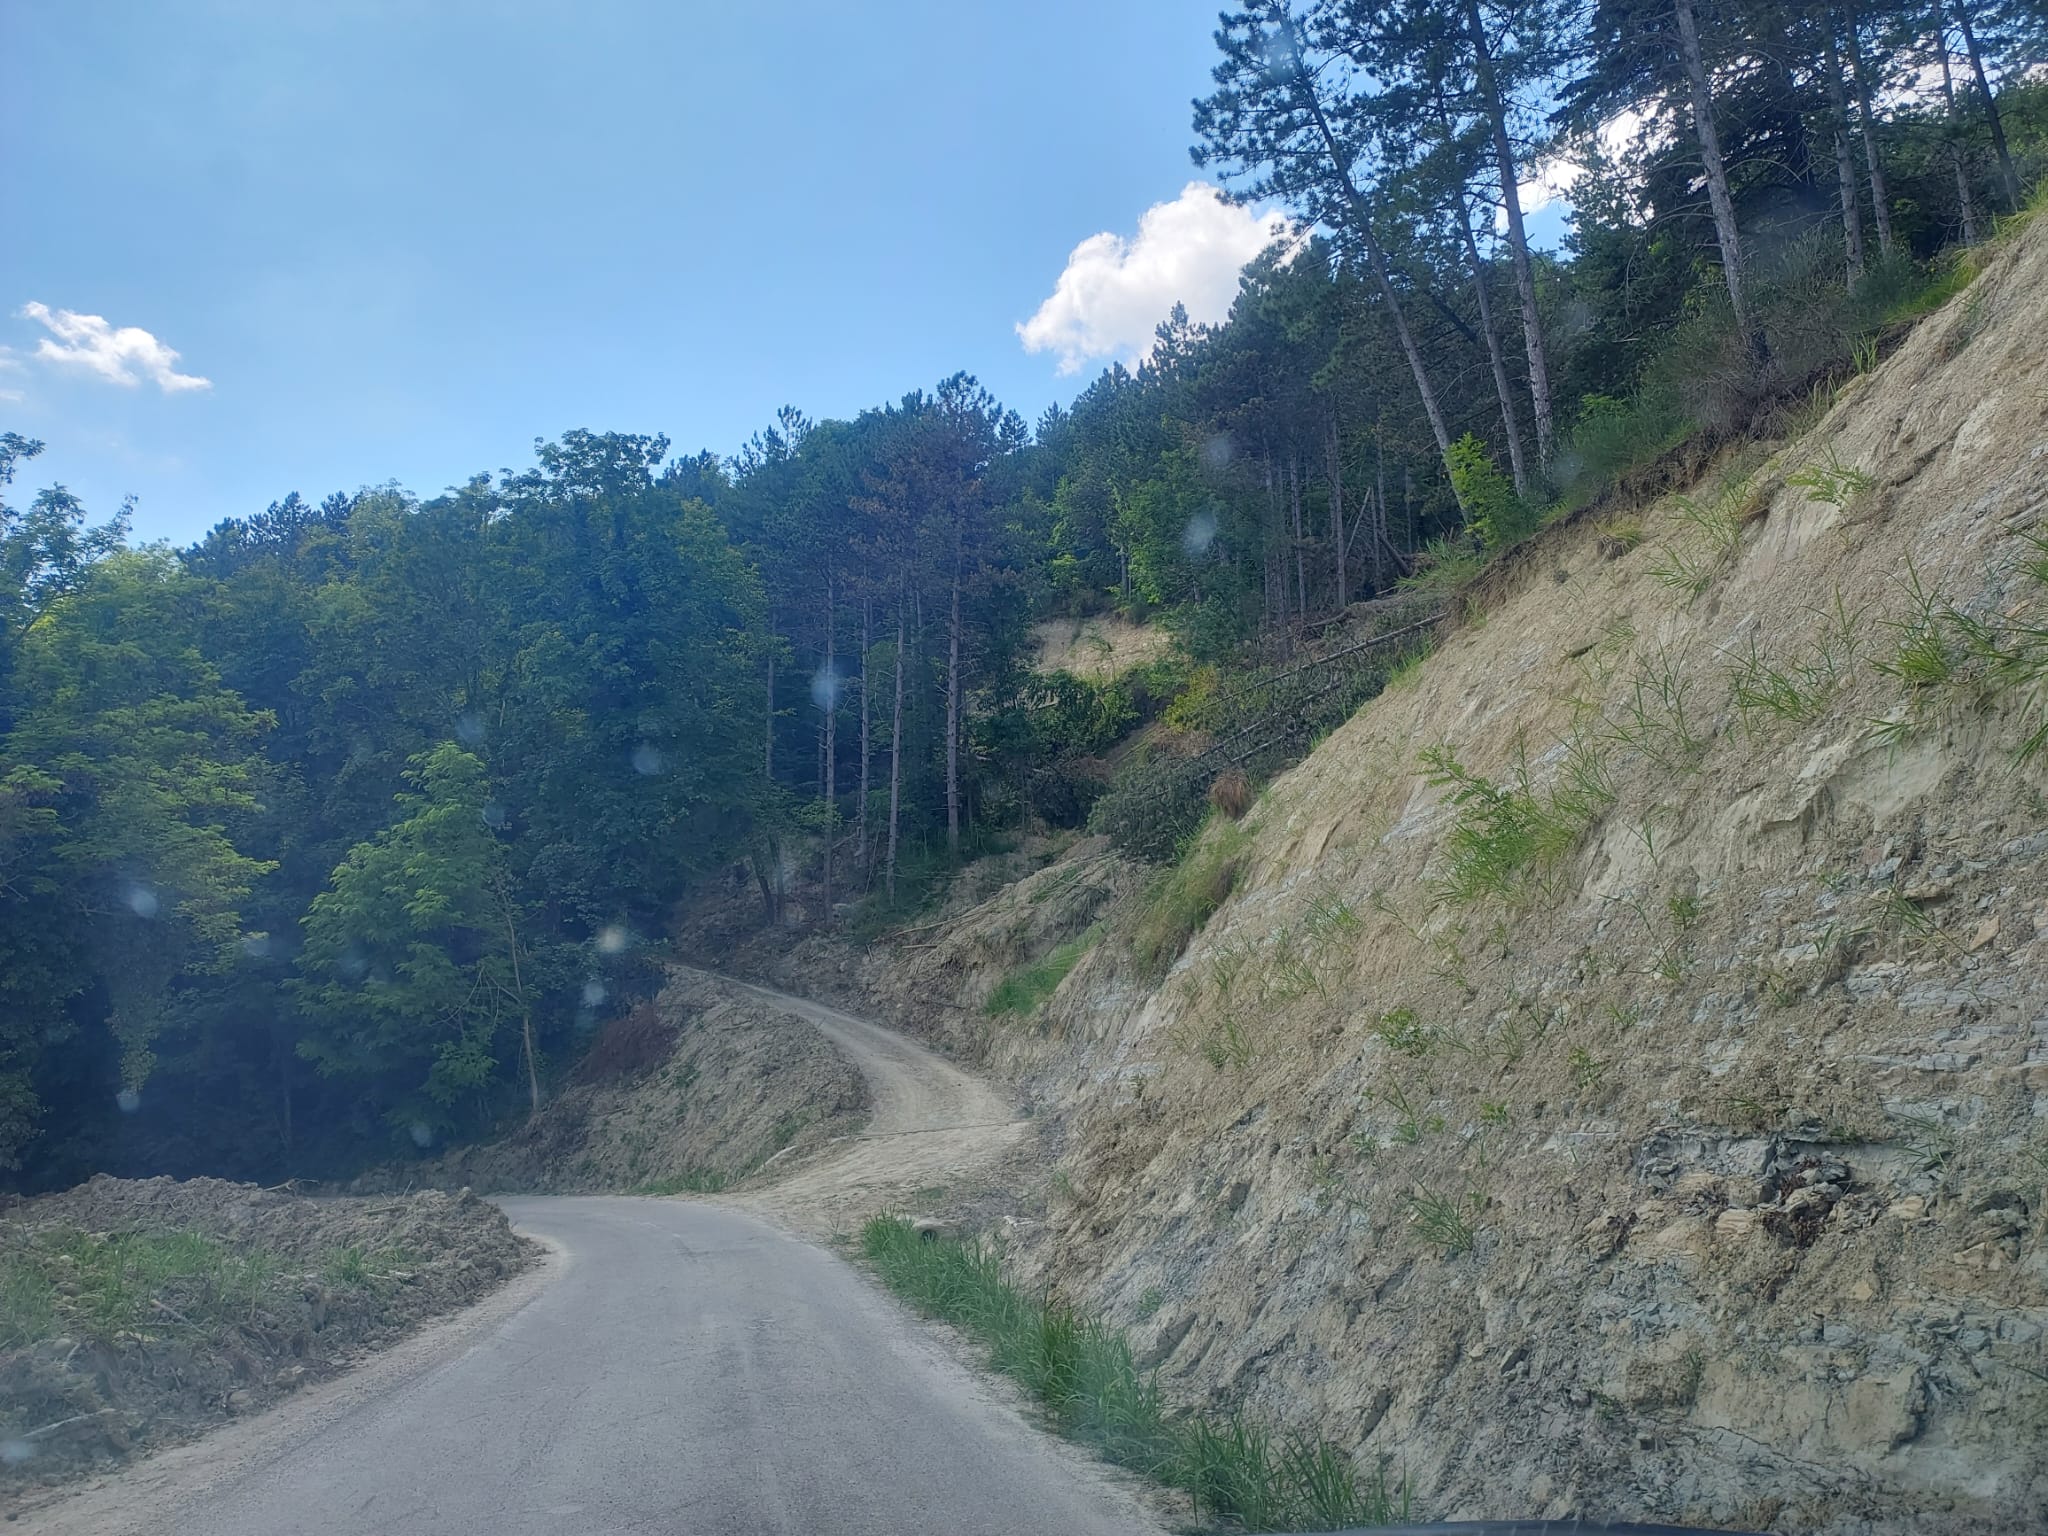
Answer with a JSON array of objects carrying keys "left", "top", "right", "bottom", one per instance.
[{"left": 900, "top": 216, "right": 2048, "bottom": 1533}]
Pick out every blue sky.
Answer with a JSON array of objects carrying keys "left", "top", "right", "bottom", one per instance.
[
  {"left": 3, "top": 1, "right": 1242, "bottom": 543},
  {"left": 4, "top": 2, "right": 1574, "bottom": 547}
]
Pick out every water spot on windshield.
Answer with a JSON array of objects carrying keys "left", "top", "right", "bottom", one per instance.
[
  {"left": 125, "top": 883, "right": 160, "bottom": 918},
  {"left": 116, "top": 1088, "right": 141, "bottom": 1114},
  {"left": 631, "top": 744, "right": 664, "bottom": 776}
]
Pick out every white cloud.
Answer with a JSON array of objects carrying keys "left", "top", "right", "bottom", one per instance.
[
  {"left": 18, "top": 302, "right": 211, "bottom": 392},
  {"left": 1511, "top": 107, "right": 1653, "bottom": 225},
  {"left": 1018, "top": 182, "right": 1292, "bottom": 375}
]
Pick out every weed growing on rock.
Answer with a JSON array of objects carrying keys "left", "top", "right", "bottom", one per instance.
[
  {"left": 1787, "top": 450, "right": 1875, "bottom": 509},
  {"left": 1405, "top": 1188, "right": 1481, "bottom": 1256},
  {"left": 1650, "top": 479, "right": 1749, "bottom": 598},
  {"left": 1422, "top": 742, "right": 1594, "bottom": 906}
]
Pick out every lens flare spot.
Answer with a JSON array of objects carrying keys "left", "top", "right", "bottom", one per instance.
[{"left": 631, "top": 744, "right": 664, "bottom": 776}]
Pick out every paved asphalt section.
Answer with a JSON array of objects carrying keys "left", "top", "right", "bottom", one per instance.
[{"left": 25, "top": 1195, "right": 1162, "bottom": 1536}]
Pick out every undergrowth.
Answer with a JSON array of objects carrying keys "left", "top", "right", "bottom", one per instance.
[{"left": 862, "top": 1216, "right": 1407, "bottom": 1531}]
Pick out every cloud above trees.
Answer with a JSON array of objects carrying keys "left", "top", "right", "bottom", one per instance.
[{"left": 1018, "top": 183, "right": 1290, "bottom": 375}]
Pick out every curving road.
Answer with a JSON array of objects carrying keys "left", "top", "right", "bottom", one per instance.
[
  {"left": 712, "top": 976, "right": 1029, "bottom": 1233},
  {"left": 30, "top": 992, "right": 1149, "bottom": 1536}
]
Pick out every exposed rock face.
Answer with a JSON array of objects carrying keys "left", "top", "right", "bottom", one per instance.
[{"left": 830, "top": 216, "right": 2048, "bottom": 1532}]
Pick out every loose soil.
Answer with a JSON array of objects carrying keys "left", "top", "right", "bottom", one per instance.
[{"left": 0, "top": 1176, "right": 534, "bottom": 1501}]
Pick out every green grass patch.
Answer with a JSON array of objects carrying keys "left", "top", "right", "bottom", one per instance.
[
  {"left": 861, "top": 1215, "right": 1407, "bottom": 1530},
  {"left": 1131, "top": 817, "right": 1251, "bottom": 979},
  {"left": 1, "top": 1227, "right": 282, "bottom": 1348},
  {"left": 987, "top": 925, "right": 1103, "bottom": 1018}
]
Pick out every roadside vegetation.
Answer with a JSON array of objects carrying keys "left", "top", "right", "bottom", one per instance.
[{"left": 861, "top": 1215, "right": 1406, "bottom": 1531}]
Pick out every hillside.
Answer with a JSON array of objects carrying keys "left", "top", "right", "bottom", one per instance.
[{"left": 795, "top": 211, "right": 2048, "bottom": 1531}]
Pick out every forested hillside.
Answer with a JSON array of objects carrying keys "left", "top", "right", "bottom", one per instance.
[{"left": 3, "top": 0, "right": 2042, "bottom": 1190}]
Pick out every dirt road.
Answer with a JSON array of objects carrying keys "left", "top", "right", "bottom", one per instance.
[{"left": 702, "top": 973, "right": 1028, "bottom": 1231}]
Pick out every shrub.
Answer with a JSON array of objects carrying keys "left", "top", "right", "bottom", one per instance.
[{"left": 1448, "top": 433, "right": 1535, "bottom": 550}]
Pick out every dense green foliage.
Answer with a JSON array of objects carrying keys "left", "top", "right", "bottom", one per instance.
[
  {"left": 1, "top": 8, "right": 2042, "bottom": 1188},
  {"left": 862, "top": 1214, "right": 1408, "bottom": 1530}
]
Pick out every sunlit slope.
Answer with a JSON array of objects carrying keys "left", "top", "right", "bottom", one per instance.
[{"left": 1018, "top": 213, "right": 2048, "bottom": 1532}]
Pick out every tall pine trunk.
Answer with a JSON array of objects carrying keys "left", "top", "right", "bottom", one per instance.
[
  {"left": 1954, "top": 1, "right": 2021, "bottom": 209},
  {"left": 1843, "top": 5, "right": 1896, "bottom": 256},
  {"left": 1824, "top": 20, "right": 1867, "bottom": 280},
  {"left": 1327, "top": 419, "right": 1348, "bottom": 612},
  {"left": 858, "top": 593, "right": 871, "bottom": 878},
  {"left": 1675, "top": 0, "right": 1758, "bottom": 355},
  {"left": 1280, "top": 15, "right": 1456, "bottom": 480},
  {"left": 945, "top": 563, "right": 961, "bottom": 856},
  {"left": 1937, "top": 39, "right": 1985, "bottom": 244},
  {"left": 1467, "top": 0, "right": 1554, "bottom": 465},
  {"left": 886, "top": 596, "right": 905, "bottom": 902},
  {"left": 762, "top": 652, "right": 775, "bottom": 781},
  {"left": 822, "top": 572, "right": 835, "bottom": 920},
  {"left": 1458, "top": 203, "right": 1530, "bottom": 496},
  {"left": 1289, "top": 451, "right": 1307, "bottom": 620}
]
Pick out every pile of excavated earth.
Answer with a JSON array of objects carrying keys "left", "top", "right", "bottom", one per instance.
[{"left": 0, "top": 1176, "right": 533, "bottom": 1492}]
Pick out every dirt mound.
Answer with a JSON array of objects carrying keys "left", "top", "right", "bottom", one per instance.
[
  {"left": 363, "top": 967, "right": 869, "bottom": 1195},
  {"left": 1, "top": 1175, "right": 533, "bottom": 1494}
]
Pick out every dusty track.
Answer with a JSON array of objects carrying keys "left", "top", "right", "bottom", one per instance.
[{"left": 702, "top": 972, "right": 1030, "bottom": 1232}]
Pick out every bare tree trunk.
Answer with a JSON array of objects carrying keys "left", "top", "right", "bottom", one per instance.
[
  {"left": 1327, "top": 418, "right": 1348, "bottom": 612},
  {"left": 502, "top": 899, "right": 540, "bottom": 1122},
  {"left": 1467, "top": 0, "right": 1554, "bottom": 465},
  {"left": 1824, "top": 20, "right": 1867, "bottom": 280},
  {"left": 1937, "top": 39, "right": 1985, "bottom": 243},
  {"left": 1289, "top": 451, "right": 1307, "bottom": 620},
  {"left": 1843, "top": 4, "right": 1896, "bottom": 256},
  {"left": 1954, "top": 0, "right": 2021, "bottom": 209},
  {"left": 1375, "top": 420, "right": 1390, "bottom": 580},
  {"left": 1675, "top": 0, "right": 1759, "bottom": 354},
  {"left": 886, "top": 597, "right": 905, "bottom": 902},
  {"left": 762, "top": 652, "right": 775, "bottom": 781},
  {"left": 1458, "top": 203, "right": 1530, "bottom": 496},
  {"left": 945, "top": 565, "right": 961, "bottom": 856},
  {"left": 822, "top": 572, "right": 835, "bottom": 921},
  {"left": 858, "top": 593, "right": 871, "bottom": 878}
]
